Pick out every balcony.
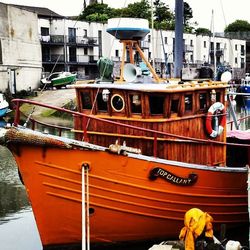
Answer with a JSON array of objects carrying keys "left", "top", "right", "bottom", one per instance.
[
  {"left": 40, "top": 35, "right": 99, "bottom": 47},
  {"left": 42, "top": 54, "right": 65, "bottom": 63},
  {"left": 184, "top": 45, "right": 194, "bottom": 52},
  {"left": 209, "top": 49, "right": 224, "bottom": 57},
  {"left": 42, "top": 53, "right": 99, "bottom": 65},
  {"left": 140, "top": 41, "right": 149, "bottom": 49}
]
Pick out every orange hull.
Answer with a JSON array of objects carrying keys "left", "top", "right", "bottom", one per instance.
[{"left": 7, "top": 139, "right": 248, "bottom": 247}]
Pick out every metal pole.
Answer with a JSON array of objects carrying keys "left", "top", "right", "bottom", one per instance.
[
  {"left": 151, "top": 0, "right": 155, "bottom": 70},
  {"left": 82, "top": 165, "right": 86, "bottom": 250},
  {"left": 174, "top": 0, "right": 184, "bottom": 78}
]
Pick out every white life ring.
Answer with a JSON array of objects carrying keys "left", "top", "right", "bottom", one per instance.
[{"left": 205, "top": 102, "right": 226, "bottom": 138}]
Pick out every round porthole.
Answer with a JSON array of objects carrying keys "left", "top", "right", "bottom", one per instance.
[{"left": 111, "top": 94, "right": 125, "bottom": 112}]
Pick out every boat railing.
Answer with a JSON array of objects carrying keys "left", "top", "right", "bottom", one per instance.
[
  {"left": 12, "top": 99, "right": 250, "bottom": 157},
  {"left": 227, "top": 115, "right": 250, "bottom": 130}
]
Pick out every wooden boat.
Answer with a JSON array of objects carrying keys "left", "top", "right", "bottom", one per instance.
[
  {"left": 40, "top": 71, "right": 77, "bottom": 89},
  {"left": 0, "top": 93, "right": 9, "bottom": 118},
  {"left": 0, "top": 19, "right": 249, "bottom": 249}
]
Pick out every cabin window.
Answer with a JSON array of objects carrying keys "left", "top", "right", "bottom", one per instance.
[
  {"left": 199, "top": 93, "right": 207, "bottom": 110},
  {"left": 130, "top": 94, "right": 142, "bottom": 114},
  {"left": 184, "top": 94, "right": 193, "bottom": 112},
  {"left": 97, "top": 93, "right": 108, "bottom": 112},
  {"left": 111, "top": 94, "right": 125, "bottom": 112},
  {"left": 81, "top": 92, "right": 92, "bottom": 110},
  {"left": 170, "top": 99, "right": 179, "bottom": 114},
  {"left": 216, "top": 92, "right": 221, "bottom": 102},
  {"left": 149, "top": 95, "right": 164, "bottom": 115}
]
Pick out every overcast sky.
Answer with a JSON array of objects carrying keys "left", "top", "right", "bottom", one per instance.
[{"left": 0, "top": 0, "right": 249, "bottom": 32}]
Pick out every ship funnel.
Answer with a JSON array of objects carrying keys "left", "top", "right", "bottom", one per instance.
[{"left": 124, "top": 63, "right": 142, "bottom": 82}]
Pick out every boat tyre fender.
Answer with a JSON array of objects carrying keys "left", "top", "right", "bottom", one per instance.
[{"left": 205, "top": 102, "right": 226, "bottom": 138}]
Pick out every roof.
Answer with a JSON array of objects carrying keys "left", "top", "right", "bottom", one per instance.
[
  {"left": 227, "top": 130, "right": 250, "bottom": 140},
  {"left": 9, "top": 4, "right": 64, "bottom": 18}
]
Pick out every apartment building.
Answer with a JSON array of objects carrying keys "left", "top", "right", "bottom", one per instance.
[
  {"left": 0, "top": 3, "right": 42, "bottom": 93},
  {"left": 0, "top": 3, "right": 247, "bottom": 93}
]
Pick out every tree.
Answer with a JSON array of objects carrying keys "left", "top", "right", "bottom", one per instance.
[
  {"left": 225, "top": 19, "right": 250, "bottom": 32},
  {"left": 154, "top": 0, "right": 174, "bottom": 30},
  {"left": 78, "top": 3, "right": 112, "bottom": 22},
  {"left": 124, "top": 0, "right": 151, "bottom": 19},
  {"left": 195, "top": 27, "right": 212, "bottom": 36},
  {"left": 183, "top": 2, "right": 194, "bottom": 33}
]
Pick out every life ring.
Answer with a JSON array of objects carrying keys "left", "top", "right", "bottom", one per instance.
[{"left": 205, "top": 102, "right": 226, "bottom": 138}]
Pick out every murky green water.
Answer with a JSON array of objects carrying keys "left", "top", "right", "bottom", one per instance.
[{"left": 0, "top": 104, "right": 249, "bottom": 250}]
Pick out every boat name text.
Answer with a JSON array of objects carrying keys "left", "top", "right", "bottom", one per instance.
[{"left": 149, "top": 167, "right": 197, "bottom": 186}]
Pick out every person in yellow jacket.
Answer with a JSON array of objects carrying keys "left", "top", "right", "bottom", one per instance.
[{"left": 179, "top": 208, "right": 214, "bottom": 250}]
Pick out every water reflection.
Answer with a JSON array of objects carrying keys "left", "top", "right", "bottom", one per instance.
[{"left": 0, "top": 146, "right": 42, "bottom": 249}]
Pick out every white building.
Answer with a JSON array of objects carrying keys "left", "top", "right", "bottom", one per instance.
[
  {"left": 0, "top": 3, "right": 247, "bottom": 94},
  {"left": 0, "top": 3, "right": 42, "bottom": 93}
]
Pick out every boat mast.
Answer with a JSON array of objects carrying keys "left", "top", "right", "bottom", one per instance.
[{"left": 174, "top": 0, "right": 184, "bottom": 78}]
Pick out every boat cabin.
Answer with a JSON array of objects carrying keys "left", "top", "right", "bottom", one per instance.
[{"left": 74, "top": 81, "right": 228, "bottom": 166}]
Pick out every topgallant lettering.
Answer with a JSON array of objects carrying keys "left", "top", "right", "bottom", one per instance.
[{"left": 149, "top": 167, "right": 197, "bottom": 186}]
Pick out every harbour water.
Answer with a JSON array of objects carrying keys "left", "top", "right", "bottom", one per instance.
[{"left": 0, "top": 104, "right": 249, "bottom": 250}]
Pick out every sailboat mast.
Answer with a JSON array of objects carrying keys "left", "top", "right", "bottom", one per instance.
[{"left": 174, "top": 0, "right": 184, "bottom": 78}]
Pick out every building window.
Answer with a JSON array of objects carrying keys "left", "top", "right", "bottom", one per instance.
[
  {"left": 68, "top": 28, "right": 76, "bottom": 43},
  {"left": 235, "top": 57, "right": 238, "bottom": 64},
  {"left": 84, "top": 48, "right": 88, "bottom": 55},
  {"left": 83, "top": 29, "right": 87, "bottom": 37},
  {"left": 41, "top": 27, "right": 49, "bottom": 36},
  {"left": 69, "top": 47, "right": 77, "bottom": 62},
  {"left": 164, "top": 37, "right": 168, "bottom": 44},
  {"left": 241, "top": 58, "right": 244, "bottom": 69},
  {"left": 203, "top": 41, "right": 206, "bottom": 48},
  {"left": 241, "top": 45, "right": 244, "bottom": 55},
  {"left": 0, "top": 40, "right": 3, "bottom": 64},
  {"left": 190, "top": 54, "right": 193, "bottom": 62},
  {"left": 148, "top": 35, "right": 151, "bottom": 43},
  {"left": 115, "top": 50, "right": 119, "bottom": 57},
  {"left": 235, "top": 44, "right": 237, "bottom": 51},
  {"left": 190, "top": 40, "right": 193, "bottom": 46}
]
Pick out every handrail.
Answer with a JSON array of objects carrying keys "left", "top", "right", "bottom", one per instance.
[
  {"left": 227, "top": 115, "right": 250, "bottom": 130},
  {"left": 12, "top": 99, "right": 250, "bottom": 149}
]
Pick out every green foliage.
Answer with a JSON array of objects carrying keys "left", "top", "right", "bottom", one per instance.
[
  {"left": 195, "top": 27, "right": 212, "bottom": 36},
  {"left": 78, "top": 0, "right": 195, "bottom": 32},
  {"left": 153, "top": 0, "right": 174, "bottom": 30},
  {"left": 125, "top": 0, "right": 151, "bottom": 19},
  {"left": 78, "top": 3, "right": 112, "bottom": 22},
  {"left": 225, "top": 19, "right": 250, "bottom": 32}
]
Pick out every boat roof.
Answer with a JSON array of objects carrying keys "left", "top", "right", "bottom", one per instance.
[
  {"left": 72, "top": 80, "right": 228, "bottom": 93},
  {"left": 227, "top": 130, "right": 250, "bottom": 140}
]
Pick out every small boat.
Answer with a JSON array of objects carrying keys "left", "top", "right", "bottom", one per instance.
[
  {"left": 0, "top": 93, "right": 9, "bottom": 118},
  {"left": 0, "top": 18, "right": 249, "bottom": 249},
  {"left": 40, "top": 71, "right": 77, "bottom": 89}
]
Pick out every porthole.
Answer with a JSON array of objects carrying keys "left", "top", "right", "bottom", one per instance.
[{"left": 111, "top": 94, "right": 125, "bottom": 112}]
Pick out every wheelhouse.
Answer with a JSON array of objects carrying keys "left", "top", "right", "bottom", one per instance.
[{"left": 74, "top": 81, "right": 228, "bottom": 166}]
